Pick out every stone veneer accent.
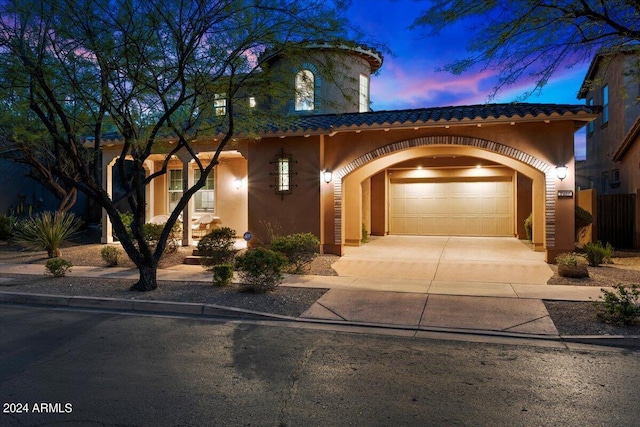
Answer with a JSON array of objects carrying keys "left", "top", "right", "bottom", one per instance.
[{"left": 333, "top": 136, "right": 556, "bottom": 248}]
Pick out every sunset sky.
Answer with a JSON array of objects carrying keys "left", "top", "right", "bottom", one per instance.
[{"left": 348, "top": 0, "right": 591, "bottom": 158}]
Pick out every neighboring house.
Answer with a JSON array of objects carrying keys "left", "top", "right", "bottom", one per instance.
[
  {"left": 0, "top": 157, "right": 88, "bottom": 219},
  {"left": 100, "top": 42, "right": 598, "bottom": 262},
  {"left": 577, "top": 46, "right": 640, "bottom": 247},
  {"left": 578, "top": 46, "right": 640, "bottom": 194}
]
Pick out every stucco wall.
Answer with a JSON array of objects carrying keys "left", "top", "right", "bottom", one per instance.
[
  {"left": 215, "top": 157, "right": 248, "bottom": 236},
  {"left": 247, "top": 136, "right": 321, "bottom": 245},
  {"left": 267, "top": 50, "right": 373, "bottom": 115},
  {"left": 319, "top": 120, "right": 576, "bottom": 258},
  {"left": 583, "top": 53, "right": 640, "bottom": 194},
  {"left": 619, "top": 133, "right": 640, "bottom": 194}
]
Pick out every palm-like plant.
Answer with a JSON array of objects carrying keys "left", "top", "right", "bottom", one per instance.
[{"left": 14, "top": 211, "right": 83, "bottom": 258}]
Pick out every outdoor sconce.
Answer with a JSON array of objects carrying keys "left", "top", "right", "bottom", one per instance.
[
  {"left": 323, "top": 169, "right": 333, "bottom": 184},
  {"left": 555, "top": 165, "right": 568, "bottom": 181},
  {"left": 234, "top": 178, "right": 243, "bottom": 190}
]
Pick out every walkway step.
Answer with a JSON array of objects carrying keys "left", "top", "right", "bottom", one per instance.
[{"left": 184, "top": 256, "right": 203, "bottom": 266}]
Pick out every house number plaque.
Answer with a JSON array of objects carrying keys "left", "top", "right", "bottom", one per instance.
[{"left": 557, "top": 190, "right": 574, "bottom": 198}]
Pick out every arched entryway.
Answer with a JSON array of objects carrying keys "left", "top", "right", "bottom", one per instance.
[{"left": 333, "top": 136, "right": 556, "bottom": 254}]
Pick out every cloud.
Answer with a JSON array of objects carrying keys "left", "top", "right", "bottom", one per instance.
[
  {"left": 371, "top": 58, "right": 500, "bottom": 110},
  {"left": 371, "top": 56, "right": 590, "bottom": 111}
]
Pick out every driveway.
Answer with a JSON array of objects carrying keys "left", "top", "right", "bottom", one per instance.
[{"left": 331, "top": 235, "right": 553, "bottom": 288}]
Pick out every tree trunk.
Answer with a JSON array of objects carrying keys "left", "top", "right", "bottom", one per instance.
[
  {"left": 57, "top": 188, "right": 78, "bottom": 213},
  {"left": 130, "top": 263, "right": 158, "bottom": 292}
]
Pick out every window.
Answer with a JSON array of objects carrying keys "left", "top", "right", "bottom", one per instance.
[
  {"left": 168, "top": 169, "right": 183, "bottom": 212},
  {"left": 295, "top": 70, "right": 314, "bottom": 111},
  {"left": 277, "top": 157, "right": 290, "bottom": 192},
  {"left": 248, "top": 96, "right": 256, "bottom": 108},
  {"left": 194, "top": 169, "right": 215, "bottom": 212},
  {"left": 602, "top": 85, "right": 609, "bottom": 125},
  {"left": 587, "top": 98, "right": 594, "bottom": 134},
  {"left": 214, "top": 93, "right": 226, "bottom": 116},
  {"left": 612, "top": 169, "right": 620, "bottom": 183},
  {"left": 359, "top": 74, "right": 369, "bottom": 112}
]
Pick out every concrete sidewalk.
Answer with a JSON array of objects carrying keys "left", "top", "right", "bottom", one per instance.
[{"left": 0, "top": 261, "right": 610, "bottom": 338}]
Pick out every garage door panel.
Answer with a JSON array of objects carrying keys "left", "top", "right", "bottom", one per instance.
[{"left": 390, "top": 180, "right": 513, "bottom": 236}]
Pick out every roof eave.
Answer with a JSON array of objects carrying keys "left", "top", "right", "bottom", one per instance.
[
  {"left": 264, "top": 111, "right": 600, "bottom": 139},
  {"left": 612, "top": 117, "right": 640, "bottom": 161}
]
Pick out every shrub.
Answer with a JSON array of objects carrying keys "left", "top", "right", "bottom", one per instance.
[
  {"left": 45, "top": 258, "right": 73, "bottom": 277},
  {"left": 143, "top": 222, "right": 181, "bottom": 253},
  {"left": 198, "top": 227, "right": 237, "bottom": 269},
  {"left": 524, "top": 213, "right": 532, "bottom": 241},
  {"left": 575, "top": 205, "right": 593, "bottom": 242},
  {"left": 594, "top": 284, "right": 640, "bottom": 326},
  {"left": 270, "top": 232, "right": 320, "bottom": 274},
  {"left": 213, "top": 263, "right": 234, "bottom": 287},
  {"left": 361, "top": 223, "right": 369, "bottom": 244},
  {"left": 0, "top": 215, "right": 15, "bottom": 240},
  {"left": 235, "top": 247, "right": 286, "bottom": 293},
  {"left": 556, "top": 252, "right": 589, "bottom": 278},
  {"left": 118, "top": 212, "right": 180, "bottom": 253},
  {"left": 13, "top": 211, "right": 82, "bottom": 258},
  {"left": 583, "top": 241, "right": 614, "bottom": 267},
  {"left": 101, "top": 246, "right": 120, "bottom": 267}
]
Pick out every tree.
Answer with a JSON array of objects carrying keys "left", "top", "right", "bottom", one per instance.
[
  {"left": 0, "top": 0, "right": 354, "bottom": 291},
  {"left": 411, "top": 1, "right": 640, "bottom": 99}
]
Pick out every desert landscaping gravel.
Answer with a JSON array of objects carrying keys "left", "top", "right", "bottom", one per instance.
[{"left": 1, "top": 238, "right": 639, "bottom": 335}]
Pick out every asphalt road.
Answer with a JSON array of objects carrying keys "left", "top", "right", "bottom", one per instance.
[{"left": 1, "top": 305, "right": 640, "bottom": 427}]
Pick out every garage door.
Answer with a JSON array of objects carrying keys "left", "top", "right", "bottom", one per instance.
[{"left": 390, "top": 180, "right": 513, "bottom": 236}]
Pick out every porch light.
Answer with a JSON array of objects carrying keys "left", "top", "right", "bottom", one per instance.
[
  {"left": 234, "top": 178, "right": 243, "bottom": 190},
  {"left": 555, "top": 165, "right": 568, "bottom": 181},
  {"left": 323, "top": 169, "right": 333, "bottom": 184}
]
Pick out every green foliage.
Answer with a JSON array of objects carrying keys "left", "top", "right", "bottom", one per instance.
[
  {"left": 101, "top": 246, "right": 120, "bottom": 267},
  {"left": 583, "top": 241, "right": 614, "bottom": 267},
  {"left": 213, "top": 264, "right": 234, "bottom": 287},
  {"left": 270, "top": 232, "right": 320, "bottom": 274},
  {"left": 556, "top": 252, "right": 589, "bottom": 278},
  {"left": 13, "top": 211, "right": 82, "bottom": 258},
  {"left": 118, "top": 212, "right": 180, "bottom": 254},
  {"left": 411, "top": 1, "right": 640, "bottom": 100},
  {"left": 575, "top": 205, "right": 593, "bottom": 241},
  {"left": 143, "top": 222, "right": 181, "bottom": 254},
  {"left": 198, "top": 227, "right": 237, "bottom": 270},
  {"left": 594, "top": 284, "right": 640, "bottom": 326},
  {"left": 235, "top": 247, "right": 286, "bottom": 293},
  {"left": 45, "top": 258, "right": 73, "bottom": 277},
  {"left": 0, "top": 215, "right": 15, "bottom": 240},
  {"left": 524, "top": 213, "right": 532, "bottom": 241}
]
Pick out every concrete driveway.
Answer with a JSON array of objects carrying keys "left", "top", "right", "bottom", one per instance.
[
  {"left": 331, "top": 235, "right": 553, "bottom": 291},
  {"left": 298, "top": 236, "right": 559, "bottom": 334}
]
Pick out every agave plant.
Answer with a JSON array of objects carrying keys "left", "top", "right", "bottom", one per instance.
[{"left": 13, "top": 211, "right": 83, "bottom": 258}]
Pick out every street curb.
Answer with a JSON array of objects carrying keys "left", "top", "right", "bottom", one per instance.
[
  {"left": 2, "top": 291, "right": 639, "bottom": 350},
  {"left": 0, "top": 291, "right": 293, "bottom": 321}
]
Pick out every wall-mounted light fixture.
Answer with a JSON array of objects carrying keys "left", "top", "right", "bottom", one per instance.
[
  {"left": 234, "top": 178, "right": 243, "bottom": 190},
  {"left": 322, "top": 169, "right": 333, "bottom": 184},
  {"left": 555, "top": 165, "right": 568, "bottom": 181}
]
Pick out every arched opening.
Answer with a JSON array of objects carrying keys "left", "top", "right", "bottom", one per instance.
[
  {"left": 333, "top": 136, "right": 555, "bottom": 254},
  {"left": 295, "top": 69, "right": 315, "bottom": 111}
]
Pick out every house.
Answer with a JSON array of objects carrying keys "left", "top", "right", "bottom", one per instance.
[
  {"left": 578, "top": 46, "right": 640, "bottom": 194},
  {"left": 577, "top": 46, "right": 640, "bottom": 247},
  {"left": 100, "top": 42, "right": 598, "bottom": 262}
]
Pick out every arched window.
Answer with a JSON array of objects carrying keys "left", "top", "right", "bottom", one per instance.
[{"left": 295, "top": 69, "right": 315, "bottom": 111}]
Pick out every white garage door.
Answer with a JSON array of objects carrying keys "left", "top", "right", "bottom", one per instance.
[{"left": 390, "top": 180, "right": 513, "bottom": 236}]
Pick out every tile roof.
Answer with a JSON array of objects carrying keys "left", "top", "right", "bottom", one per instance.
[{"left": 273, "top": 103, "right": 600, "bottom": 134}]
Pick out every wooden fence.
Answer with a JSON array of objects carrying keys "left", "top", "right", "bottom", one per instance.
[{"left": 596, "top": 194, "right": 636, "bottom": 248}]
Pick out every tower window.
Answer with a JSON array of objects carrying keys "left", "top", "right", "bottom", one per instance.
[{"left": 295, "top": 70, "right": 315, "bottom": 111}]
